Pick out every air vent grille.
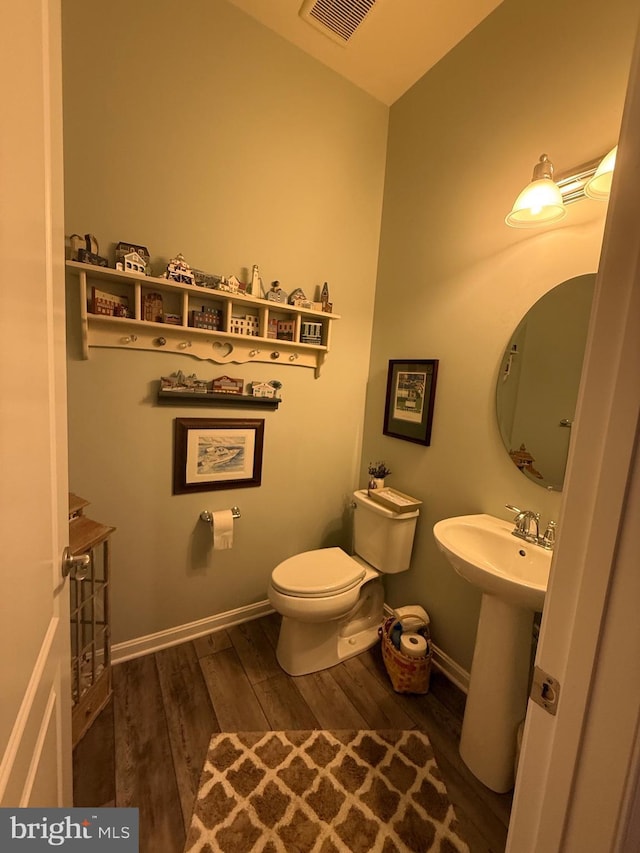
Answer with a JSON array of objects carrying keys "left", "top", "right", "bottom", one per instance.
[{"left": 300, "top": 0, "right": 378, "bottom": 45}]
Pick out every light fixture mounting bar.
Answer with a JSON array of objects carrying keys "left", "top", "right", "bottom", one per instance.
[{"left": 555, "top": 155, "right": 605, "bottom": 204}]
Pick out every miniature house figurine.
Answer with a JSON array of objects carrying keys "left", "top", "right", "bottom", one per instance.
[
  {"left": 115, "top": 241, "right": 150, "bottom": 273},
  {"left": 320, "top": 281, "right": 333, "bottom": 313},
  {"left": 301, "top": 321, "right": 323, "bottom": 345},
  {"left": 192, "top": 269, "right": 221, "bottom": 289},
  {"left": 190, "top": 307, "right": 223, "bottom": 330},
  {"left": 212, "top": 375, "right": 244, "bottom": 395},
  {"left": 230, "top": 314, "right": 259, "bottom": 336},
  {"left": 251, "top": 381, "right": 280, "bottom": 399},
  {"left": 216, "top": 275, "right": 241, "bottom": 293},
  {"left": 91, "top": 287, "right": 129, "bottom": 317},
  {"left": 276, "top": 320, "right": 295, "bottom": 341},
  {"left": 123, "top": 251, "right": 146, "bottom": 274},
  {"left": 161, "top": 370, "right": 210, "bottom": 393},
  {"left": 166, "top": 253, "right": 195, "bottom": 285},
  {"left": 288, "top": 287, "right": 313, "bottom": 309},
  {"left": 267, "top": 281, "right": 287, "bottom": 304},
  {"left": 267, "top": 317, "right": 279, "bottom": 339},
  {"left": 143, "top": 292, "right": 164, "bottom": 323}
]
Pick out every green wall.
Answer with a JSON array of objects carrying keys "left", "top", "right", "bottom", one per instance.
[
  {"left": 363, "top": 0, "right": 638, "bottom": 670},
  {"left": 62, "top": 0, "right": 388, "bottom": 645}
]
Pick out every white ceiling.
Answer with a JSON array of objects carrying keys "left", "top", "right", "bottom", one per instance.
[{"left": 226, "top": 0, "right": 504, "bottom": 105}]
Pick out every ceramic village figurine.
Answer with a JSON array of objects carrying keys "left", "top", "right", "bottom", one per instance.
[
  {"left": 165, "top": 253, "right": 195, "bottom": 285},
  {"left": 250, "top": 264, "right": 262, "bottom": 296},
  {"left": 288, "top": 287, "right": 313, "bottom": 308},
  {"left": 267, "top": 280, "right": 287, "bottom": 303}
]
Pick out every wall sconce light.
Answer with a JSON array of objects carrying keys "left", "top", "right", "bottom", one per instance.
[
  {"left": 505, "top": 154, "right": 565, "bottom": 228},
  {"left": 506, "top": 147, "right": 616, "bottom": 228},
  {"left": 584, "top": 146, "right": 617, "bottom": 199}
]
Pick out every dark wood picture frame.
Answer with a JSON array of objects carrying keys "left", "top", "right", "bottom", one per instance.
[
  {"left": 383, "top": 359, "right": 439, "bottom": 446},
  {"left": 173, "top": 417, "right": 264, "bottom": 494}
]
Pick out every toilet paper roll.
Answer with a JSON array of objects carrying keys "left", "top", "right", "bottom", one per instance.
[
  {"left": 394, "top": 605, "right": 430, "bottom": 633},
  {"left": 400, "top": 632, "right": 428, "bottom": 659},
  {"left": 211, "top": 509, "right": 234, "bottom": 550}
]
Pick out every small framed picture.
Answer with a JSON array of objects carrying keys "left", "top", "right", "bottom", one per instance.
[
  {"left": 383, "top": 360, "right": 439, "bottom": 446},
  {"left": 173, "top": 418, "right": 264, "bottom": 494}
]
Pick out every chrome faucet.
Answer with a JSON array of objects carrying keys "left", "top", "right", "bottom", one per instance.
[
  {"left": 505, "top": 505, "right": 557, "bottom": 548},
  {"left": 505, "top": 504, "right": 540, "bottom": 544}
]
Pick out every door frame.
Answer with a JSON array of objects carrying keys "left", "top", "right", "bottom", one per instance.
[{"left": 507, "top": 16, "right": 640, "bottom": 852}]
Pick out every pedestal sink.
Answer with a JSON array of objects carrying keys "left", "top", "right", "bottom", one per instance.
[{"left": 433, "top": 513, "right": 552, "bottom": 793}]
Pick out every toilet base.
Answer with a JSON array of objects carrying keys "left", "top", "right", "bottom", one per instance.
[
  {"left": 276, "top": 618, "right": 381, "bottom": 676},
  {"left": 275, "top": 578, "right": 384, "bottom": 676}
]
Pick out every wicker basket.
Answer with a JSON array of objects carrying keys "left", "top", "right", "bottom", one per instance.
[{"left": 379, "top": 613, "right": 432, "bottom": 694}]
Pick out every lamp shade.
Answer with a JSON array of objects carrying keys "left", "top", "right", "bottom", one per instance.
[
  {"left": 506, "top": 154, "right": 567, "bottom": 228},
  {"left": 505, "top": 178, "right": 566, "bottom": 228},
  {"left": 584, "top": 146, "right": 617, "bottom": 200}
]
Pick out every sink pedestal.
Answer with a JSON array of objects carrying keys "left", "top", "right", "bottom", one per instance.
[
  {"left": 432, "top": 513, "right": 550, "bottom": 792},
  {"left": 460, "top": 593, "right": 534, "bottom": 793}
]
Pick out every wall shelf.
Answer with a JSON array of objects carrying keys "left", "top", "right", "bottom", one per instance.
[
  {"left": 157, "top": 389, "right": 282, "bottom": 409},
  {"left": 66, "top": 261, "right": 340, "bottom": 377}
]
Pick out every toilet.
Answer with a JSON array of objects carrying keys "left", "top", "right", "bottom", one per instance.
[{"left": 268, "top": 489, "right": 419, "bottom": 676}]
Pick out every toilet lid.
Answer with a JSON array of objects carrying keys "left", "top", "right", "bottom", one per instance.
[{"left": 271, "top": 547, "right": 367, "bottom": 597}]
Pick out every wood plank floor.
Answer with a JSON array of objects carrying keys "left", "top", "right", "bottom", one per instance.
[{"left": 73, "top": 613, "right": 512, "bottom": 852}]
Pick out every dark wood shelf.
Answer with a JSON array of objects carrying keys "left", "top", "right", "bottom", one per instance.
[{"left": 157, "top": 389, "right": 281, "bottom": 409}]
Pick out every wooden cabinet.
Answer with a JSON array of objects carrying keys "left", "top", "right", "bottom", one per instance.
[
  {"left": 69, "top": 494, "right": 115, "bottom": 747},
  {"left": 66, "top": 261, "right": 340, "bottom": 376}
]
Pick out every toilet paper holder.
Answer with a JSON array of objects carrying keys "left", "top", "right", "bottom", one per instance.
[{"left": 200, "top": 507, "right": 241, "bottom": 524}]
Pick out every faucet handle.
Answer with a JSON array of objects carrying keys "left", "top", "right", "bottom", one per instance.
[
  {"left": 506, "top": 504, "right": 529, "bottom": 529},
  {"left": 505, "top": 504, "right": 524, "bottom": 516},
  {"left": 541, "top": 520, "right": 557, "bottom": 549},
  {"left": 506, "top": 505, "right": 539, "bottom": 540}
]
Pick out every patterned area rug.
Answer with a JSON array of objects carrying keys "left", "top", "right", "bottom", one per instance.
[{"left": 184, "top": 730, "right": 469, "bottom": 853}]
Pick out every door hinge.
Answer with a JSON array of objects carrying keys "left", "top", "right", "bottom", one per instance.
[{"left": 530, "top": 665, "right": 560, "bottom": 715}]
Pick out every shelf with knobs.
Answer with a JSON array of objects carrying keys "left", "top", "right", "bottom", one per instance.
[{"left": 66, "top": 261, "right": 340, "bottom": 376}]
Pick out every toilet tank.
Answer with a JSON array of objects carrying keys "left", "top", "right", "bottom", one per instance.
[{"left": 352, "top": 489, "right": 419, "bottom": 574}]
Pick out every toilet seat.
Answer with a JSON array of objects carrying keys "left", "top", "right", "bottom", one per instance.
[{"left": 271, "top": 547, "right": 367, "bottom": 598}]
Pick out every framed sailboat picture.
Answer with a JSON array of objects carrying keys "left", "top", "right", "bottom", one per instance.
[
  {"left": 173, "top": 418, "right": 264, "bottom": 494},
  {"left": 383, "top": 359, "right": 439, "bottom": 445}
]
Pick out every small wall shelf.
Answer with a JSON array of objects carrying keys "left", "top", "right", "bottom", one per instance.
[
  {"left": 157, "top": 389, "right": 282, "bottom": 409},
  {"left": 66, "top": 261, "right": 340, "bottom": 377}
]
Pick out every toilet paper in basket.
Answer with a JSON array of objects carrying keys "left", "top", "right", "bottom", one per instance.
[
  {"left": 393, "top": 605, "right": 430, "bottom": 632},
  {"left": 400, "top": 632, "right": 428, "bottom": 659},
  {"left": 389, "top": 605, "right": 431, "bottom": 652}
]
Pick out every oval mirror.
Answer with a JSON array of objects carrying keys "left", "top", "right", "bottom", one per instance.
[{"left": 496, "top": 273, "right": 596, "bottom": 491}]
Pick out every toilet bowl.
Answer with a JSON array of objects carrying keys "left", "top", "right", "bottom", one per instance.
[{"left": 268, "top": 490, "right": 419, "bottom": 676}]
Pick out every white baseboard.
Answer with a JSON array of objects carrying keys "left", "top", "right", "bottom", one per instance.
[
  {"left": 111, "top": 600, "right": 274, "bottom": 664},
  {"left": 430, "top": 644, "right": 470, "bottom": 693},
  {"left": 112, "top": 600, "right": 471, "bottom": 694}
]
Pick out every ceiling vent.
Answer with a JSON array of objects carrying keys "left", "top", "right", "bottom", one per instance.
[{"left": 299, "top": 0, "right": 379, "bottom": 46}]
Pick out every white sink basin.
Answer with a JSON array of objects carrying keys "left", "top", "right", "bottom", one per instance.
[
  {"left": 433, "top": 512, "right": 554, "bottom": 792},
  {"left": 433, "top": 513, "right": 550, "bottom": 611}
]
